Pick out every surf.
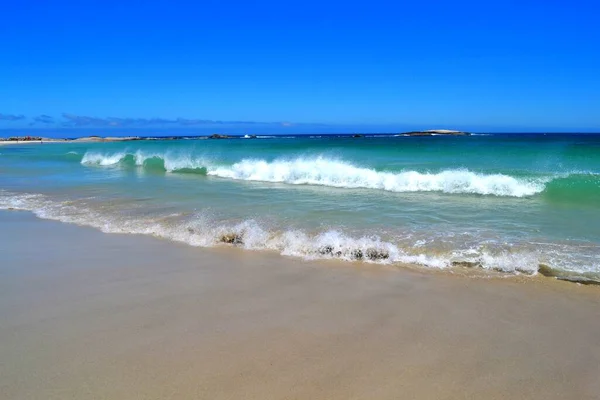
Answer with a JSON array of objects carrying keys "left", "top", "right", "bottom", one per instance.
[
  {"left": 0, "top": 190, "right": 545, "bottom": 275},
  {"left": 81, "top": 151, "right": 549, "bottom": 197},
  {"left": 207, "top": 157, "right": 547, "bottom": 197},
  {"left": 81, "top": 150, "right": 209, "bottom": 174}
]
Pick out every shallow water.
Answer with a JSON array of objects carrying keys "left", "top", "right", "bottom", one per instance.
[{"left": 1, "top": 133, "right": 599, "bottom": 278}]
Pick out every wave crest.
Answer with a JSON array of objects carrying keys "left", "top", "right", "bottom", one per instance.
[
  {"left": 81, "top": 150, "right": 209, "bottom": 173},
  {"left": 81, "top": 151, "right": 128, "bottom": 166},
  {"left": 80, "top": 152, "right": 546, "bottom": 197},
  {"left": 208, "top": 157, "right": 546, "bottom": 197}
]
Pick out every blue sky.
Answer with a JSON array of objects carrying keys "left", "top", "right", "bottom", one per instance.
[{"left": 1, "top": 0, "right": 599, "bottom": 133}]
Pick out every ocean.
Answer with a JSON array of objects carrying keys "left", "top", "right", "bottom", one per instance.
[{"left": 1, "top": 133, "right": 599, "bottom": 281}]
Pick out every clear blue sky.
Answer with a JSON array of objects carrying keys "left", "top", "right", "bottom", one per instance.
[{"left": 1, "top": 0, "right": 599, "bottom": 133}]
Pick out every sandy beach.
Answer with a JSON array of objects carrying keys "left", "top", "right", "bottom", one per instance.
[
  {"left": 0, "top": 140, "right": 48, "bottom": 145},
  {"left": 0, "top": 137, "right": 142, "bottom": 145},
  {"left": 0, "top": 210, "right": 599, "bottom": 399},
  {"left": 3, "top": 0, "right": 599, "bottom": 398}
]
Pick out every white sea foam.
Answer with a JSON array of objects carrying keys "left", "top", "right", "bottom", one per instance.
[
  {"left": 162, "top": 153, "right": 209, "bottom": 172},
  {"left": 2, "top": 190, "right": 570, "bottom": 276},
  {"left": 81, "top": 150, "right": 210, "bottom": 172},
  {"left": 79, "top": 151, "right": 550, "bottom": 197},
  {"left": 208, "top": 157, "right": 547, "bottom": 197},
  {"left": 80, "top": 152, "right": 548, "bottom": 197},
  {"left": 81, "top": 151, "right": 128, "bottom": 166}
]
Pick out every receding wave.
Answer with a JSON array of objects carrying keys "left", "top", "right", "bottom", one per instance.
[
  {"left": 81, "top": 152, "right": 548, "bottom": 197},
  {"left": 3, "top": 190, "right": 599, "bottom": 282},
  {"left": 0, "top": 191, "right": 548, "bottom": 275}
]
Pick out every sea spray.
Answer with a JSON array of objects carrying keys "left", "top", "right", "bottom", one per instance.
[
  {"left": 4, "top": 134, "right": 599, "bottom": 283},
  {"left": 0, "top": 191, "right": 563, "bottom": 275},
  {"left": 82, "top": 150, "right": 211, "bottom": 173},
  {"left": 81, "top": 151, "right": 130, "bottom": 166},
  {"left": 208, "top": 157, "right": 547, "bottom": 197},
  {"left": 81, "top": 151, "right": 547, "bottom": 197}
]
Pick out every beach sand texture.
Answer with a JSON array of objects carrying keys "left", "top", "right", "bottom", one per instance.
[{"left": 1, "top": 210, "right": 599, "bottom": 400}]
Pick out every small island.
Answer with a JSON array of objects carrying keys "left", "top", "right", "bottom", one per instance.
[{"left": 402, "top": 129, "right": 470, "bottom": 136}]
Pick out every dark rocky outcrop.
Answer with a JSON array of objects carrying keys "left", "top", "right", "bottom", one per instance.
[
  {"left": 365, "top": 248, "right": 389, "bottom": 260},
  {"left": 318, "top": 245, "right": 342, "bottom": 257},
  {"left": 208, "top": 134, "right": 230, "bottom": 139},
  {"left": 318, "top": 246, "right": 389, "bottom": 260},
  {"left": 221, "top": 233, "right": 243, "bottom": 244},
  {"left": 7, "top": 136, "right": 43, "bottom": 141},
  {"left": 319, "top": 245, "right": 334, "bottom": 255},
  {"left": 351, "top": 249, "right": 364, "bottom": 259},
  {"left": 451, "top": 260, "right": 481, "bottom": 268}
]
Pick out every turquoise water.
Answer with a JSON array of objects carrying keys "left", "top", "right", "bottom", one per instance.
[{"left": 1, "top": 134, "right": 599, "bottom": 279}]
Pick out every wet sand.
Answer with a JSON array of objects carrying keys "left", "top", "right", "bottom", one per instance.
[{"left": 1, "top": 210, "right": 599, "bottom": 399}]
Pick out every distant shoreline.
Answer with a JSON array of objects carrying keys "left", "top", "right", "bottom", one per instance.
[
  {"left": 0, "top": 136, "right": 147, "bottom": 145},
  {"left": 0, "top": 136, "right": 241, "bottom": 144},
  {"left": 0, "top": 130, "right": 471, "bottom": 144},
  {"left": 3, "top": 132, "right": 600, "bottom": 144}
]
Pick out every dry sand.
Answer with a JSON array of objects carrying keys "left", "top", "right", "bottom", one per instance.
[
  {"left": 0, "top": 137, "right": 139, "bottom": 145},
  {"left": 0, "top": 140, "right": 53, "bottom": 145},
  {"left": 1, "top": 210, "right": 599, "bottom": 399}
]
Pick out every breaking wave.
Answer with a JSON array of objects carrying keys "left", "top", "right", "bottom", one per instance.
[
  {"left": 81, "top": 150, "right": 209, "bottom": 174},
  {"left": 208, "top": 157, "right": 547, "bottom": 197},
  {"left": 0, "top": 191, "right": 550, "bottom": 275},
  {"left": 81, "top": 152, "right": 547, "bottom": 197}
]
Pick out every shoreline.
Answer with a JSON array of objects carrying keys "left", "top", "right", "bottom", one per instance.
[
  {"left": 0, "top": 136, "right": 144, "bottom": 145},
  {"left": 2, "top": 203, "right": 598, "bottom": 287},
  {"left": 1, "top": 210, "right": 600, "bottom": 399}
]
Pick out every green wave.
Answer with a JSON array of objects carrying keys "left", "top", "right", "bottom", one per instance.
[{"left": 541, "top": 173, "right": 600, "bottom": 207}]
